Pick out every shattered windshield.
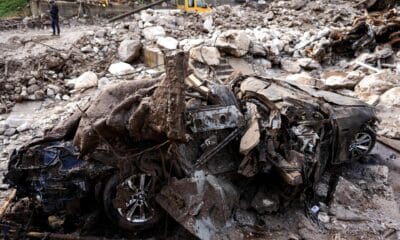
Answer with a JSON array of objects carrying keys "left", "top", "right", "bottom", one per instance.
[{"left": 197, "top": 0, "right": 207, "bottom": 7}]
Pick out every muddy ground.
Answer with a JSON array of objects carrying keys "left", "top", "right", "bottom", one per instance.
[{"left": 1, "top": 0, "right": 400, "bottom": 239}]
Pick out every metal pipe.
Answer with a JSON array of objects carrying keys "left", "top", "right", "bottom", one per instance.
[{"left": 108, "top": 0, "right": 167, "bottom": 22}]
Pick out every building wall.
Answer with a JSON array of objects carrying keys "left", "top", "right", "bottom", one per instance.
[
  {"left": 36, "top": 0, "right": 130, "bottom": 18},
  {"left": 33, "top": 0, "right": 239, "bottom": 19}
]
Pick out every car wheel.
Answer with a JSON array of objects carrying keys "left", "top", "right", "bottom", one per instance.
[
  {"left": 103, "top": 173, "right": 161, "bottom": 231},
  {"left": 349, "top": 127, "right": 376, "bottom": 160}
]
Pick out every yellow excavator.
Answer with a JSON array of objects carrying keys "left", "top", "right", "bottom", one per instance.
[
  {"left": 82, "top": 0, "right": 109, "bottom": 7},
  {"left": 94, "top": 0, "right": 212, "bottom": 12},
  {"left": 176, "top": 0, "right": 212, "bottom": 13}
]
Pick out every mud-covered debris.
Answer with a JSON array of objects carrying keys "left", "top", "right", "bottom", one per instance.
[
  {"left": 332, "top": 177, "right": 364, "bottom": 206},
  {"left": 3, "top": 1, "right": 400, "bottom": 239},
  {"left": 361, "top": 0, "right": 396, "bottom": 11},
  {"left": 148, "top": 51, "right": 188, "bottom": 140},
  {"left": 4, "top": 49, "right": 382, "bottom": 239},
  {"left": 328, "top": 9, "right": 400, "bottom": 56},
  {"left": 157, "top": 172, "right": 239, "bottom": 238}
]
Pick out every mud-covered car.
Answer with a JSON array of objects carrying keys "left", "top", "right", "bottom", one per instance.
[{"left": 5, "top": 53, "right": 377, "bottom": 239}]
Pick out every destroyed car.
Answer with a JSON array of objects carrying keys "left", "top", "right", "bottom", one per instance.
[{"left": 4, "top": 53, "right": 378, "bottom": 238}]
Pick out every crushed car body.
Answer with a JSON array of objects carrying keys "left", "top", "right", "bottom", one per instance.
[{"left": 4, "top": 52, "right": 378, "bottom": 239}]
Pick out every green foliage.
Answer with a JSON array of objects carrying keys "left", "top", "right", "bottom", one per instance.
[{"left": 0, "top": 0, "right": 27, "bottom": 17}]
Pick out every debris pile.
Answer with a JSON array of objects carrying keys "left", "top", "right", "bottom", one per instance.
[
  {"left": 2, "top": 51, "right": 387, "bottom": 239},
  {"left": 0, "top": 18, "right": 44, "bottom": 31},
  {"left": 0, "top": 27, "right": 136, "bottom": 113},
  {"left": 0, "top": 0, "right": 400, "bottom": 239}
]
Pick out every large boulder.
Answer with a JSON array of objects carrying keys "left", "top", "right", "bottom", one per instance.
[
  {"left": 118, "top": 39, "right": 142, "bottom": 63},
  {"left": 280, "top": 59, "right": 301, "bottom": 73},
  {"left": 140, "top": 10, "right": 154, "bottom": 23},
  {"left": 377, "top": 87, "right": 400, "bottom": 138},
  {"left": 108, "top": 62, "right": 135, "bottom": 76},
  {"left": 291, "top": 0, "right": 307, "bottom": 10},
  {"left": 297, "top": 57, "right": 321, "bottom": 70},
  {"left": 249, "top": 41, "right": 266, "bottom": 56},
  {"left": 324, "top": 71, "right": 364, "bottom": 89},
  {"left": 189, "top": 46, "right": 220, "bottom": 66},
  {"left": 377, "top": 112, "right": 400, "bottom": 139},
  {"left": 0, "top": 122, "right": 6, "bottom": 135},
  {"left": 355, "top": 70, "right": 398, "bottom": 102},
  {"left": 5, "top": 115, "right": 31, "bottom": 129},
  {"left": 179, "top": 39, "right": 204, "bottom": 52},
  {"left": 379, "top": 87, "right": 400, "bottom": 107},
  {"left": 142, "top": 26, "right": 166, "bottom": 41},
  {"left": 156, "top": 36, "right": 178, "bottom": 50},
  {"left": 203, "top": 14, "right": 213, "bottom": 33},
  {"left": 286, "top": 72, "right": 319, "bottom": 86},
  {"left": 94, "top": 29, "right": 107, "bottom": 38},
  {"left": 268, "top": 38, "right": 285, "bottom": 56},
  {"left": 67, "top": 71, "right": 98, "bottom": 91},
  {"left": 215, "top": 30, "right": 250, "bottom": 57}
]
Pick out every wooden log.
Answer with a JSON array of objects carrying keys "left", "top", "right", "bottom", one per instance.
[{"left": 0, "top": 189, "right": 16, "bottom": 219}]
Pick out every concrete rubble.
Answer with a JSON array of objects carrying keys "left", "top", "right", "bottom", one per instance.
[{"left": 0, "top": 0, "right": 400, "bottom": 239}]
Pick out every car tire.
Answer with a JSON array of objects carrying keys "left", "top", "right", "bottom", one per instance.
[
  {"left": 102, "top": 173, "right": 162, "bottom": 231},
  {"left": 349, "top": 127, "right": 376, "bottom": 160}
]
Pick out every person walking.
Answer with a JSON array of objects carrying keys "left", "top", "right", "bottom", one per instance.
[{"left": 49, "top": 0, "right": 60, "bottom": 35}]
